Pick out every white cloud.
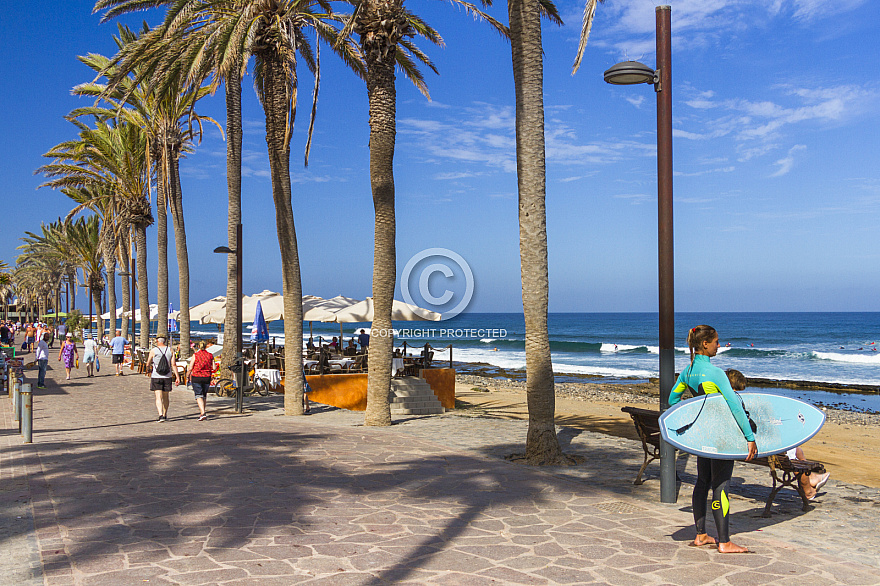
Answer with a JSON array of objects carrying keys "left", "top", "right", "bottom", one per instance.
[
  {"left": 625, "top": 95, "right": 646, "bottom": 108},
  {"left": 399, "top": 102, "right": 653, "bottom": 174},
  {"left": 614, "top": 193, "right": 653, "bottom": 204},
  {"left": 770, "top": 144, "right": 806, "bottom": 177},
  {"left": 597, "top": 0, "right": 868, "bottom": 60},
  {"left": 674, "top": 166, "right": 735, "bottom": 177}
]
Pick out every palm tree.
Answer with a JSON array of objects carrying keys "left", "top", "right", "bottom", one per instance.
[
  {"left": 96, "top": 0, "right": 362, "bottom": 415},
  {"left": 64, "top": 184, "right": 127, "bottom": 344},
  {"left": 39, "top": 118, "right": 154, "bottom": 348},
  {"left": 337, "top": 0, "right": 505, "bottom": 426},
  {"left": 505, "top": 0, "right": 596, "bottom": 463},
  {"left": 65, "top": 216, "right": 107, "bottom": 338},
  {"left": 76, "top": 31, "right": 220, "bottom": 357}
]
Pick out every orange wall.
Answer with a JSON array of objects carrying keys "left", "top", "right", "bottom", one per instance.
[
  {"left": 419, "top": 368, "right": 456, "bottom": 409},
  {"left": 306, "top": 374, "right": 369, "bottom": 411},
  {"left": 303, "top": 369, "right": 456, "bottom": 411}
]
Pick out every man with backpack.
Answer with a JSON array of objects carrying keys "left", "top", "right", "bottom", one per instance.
[{"left": 149, "top": 336, "right": 179, "bottom": 422}]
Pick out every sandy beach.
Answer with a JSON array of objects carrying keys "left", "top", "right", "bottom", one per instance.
[{"left": 455, "top": 374, "right": 880, "bottom": 488}]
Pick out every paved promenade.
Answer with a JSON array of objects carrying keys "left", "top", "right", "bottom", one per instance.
[{"left": 2, "top": 360, "right": 879, "bottom": 585}]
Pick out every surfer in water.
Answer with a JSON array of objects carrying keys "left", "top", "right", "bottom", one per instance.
[{"left": 670, "top": 325, "right": 757, "bottom": 554}]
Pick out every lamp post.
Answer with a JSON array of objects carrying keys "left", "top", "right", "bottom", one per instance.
[
  {"left": 604, "top": 5, "right": 676, "bottom": 503},
  {"left": 214, "top": 223, "right": 243, "bottom": 413},
  {"left": 119, "top": 270, "right": 136, "bottom": 354},
  {"left": 80, "top": 284, "right": 93, "bottom": 340}
]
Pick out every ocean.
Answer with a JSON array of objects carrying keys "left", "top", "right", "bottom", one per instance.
[{"left": 182, "top": 312, "right": 880, "bottom": 411}]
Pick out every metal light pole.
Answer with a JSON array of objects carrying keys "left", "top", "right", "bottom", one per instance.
[
  {"left": 119, "top": 270, "right": 136, "bottom": 355},
  {"left": 215, "top": 223, "right": 243, "bottom": 413},
  {"left": 605, "top": 5, "right": 676, "bottom": 503}
]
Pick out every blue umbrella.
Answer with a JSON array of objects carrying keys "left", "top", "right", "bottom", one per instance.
[
  {"left": 168, "top": 302, "right": 179, "bottom": 333},
  {"left": 250, "top": 300, "right": 269, "bottom": 343}
]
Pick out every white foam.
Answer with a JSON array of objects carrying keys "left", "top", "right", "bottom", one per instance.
[
  {"left": 812, "top": 351, "right": 880, "bottom": 365},
  {"left": 600, "top": 343, "right": 642, "bottom": 352}
]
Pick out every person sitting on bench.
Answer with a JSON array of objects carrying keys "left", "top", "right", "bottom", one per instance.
[{"left": 726, "top": 369, "right": 830, "bottom": 500}]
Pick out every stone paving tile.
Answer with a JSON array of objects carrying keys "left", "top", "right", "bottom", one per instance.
[{"left": 3, "top": 364, "right": 880, "bottom": 585}]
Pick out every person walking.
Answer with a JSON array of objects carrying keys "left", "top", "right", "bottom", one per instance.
[
  {"left": 25, "top": 323, "right": 36, "bottom": 353},
  {"left": 669, "top": 325, "right": 757, "bottom": 554},
  {"left": 82, "top": 336, "right": 98, "bottom": 377},
  {"left": 35, "top": 333, "right": 51, "bottom": 388},
  {"left": 186, "top": 341, "right": 214, "bottom": 421},
  {"left": 110, "top": 330, "right": 128, "bottom": 375},
  {"left": 149, "top": 336, "right": 178, "bottom": 422},
  {"left": 57, "top": 333, "right": 78, "bottom": 381}
]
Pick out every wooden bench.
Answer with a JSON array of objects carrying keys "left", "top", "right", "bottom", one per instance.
[{"left": 621, "top": 406, "right": 826, "bottom": 516}]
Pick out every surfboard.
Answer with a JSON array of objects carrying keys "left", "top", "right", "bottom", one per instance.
[{"left": 658, "top": 391, "right": 826, "bottom": 460}]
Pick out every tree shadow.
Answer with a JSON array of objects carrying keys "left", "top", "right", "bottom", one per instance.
[{"left": 1, "top": 426, "right": 594, "bottom": 583}]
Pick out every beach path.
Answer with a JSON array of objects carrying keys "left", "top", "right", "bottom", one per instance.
[{"left": 1, "top": 363, "right": 879, "bottom": 584}]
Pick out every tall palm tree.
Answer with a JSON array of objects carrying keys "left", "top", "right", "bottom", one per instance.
[
  {"left": 506, "top": 0, "right": 596, "bottom": 463},
  {"left": 39, "top": 118, "right": 154, "bottom": 348},
  {"left": 338, "top": 0, "right": 505, "bottom": 426},
  {"left": 65, "top": 216, "right": 107, "bottom": 337},
  {"left": 74, "top": 26, "right": 220, "bottom": 357},
  {"left": 95, "top": 3, "right": 252, "bottom": 379},
  {"left": 96, "top": 0, "right": 363, "bottom": 415}
]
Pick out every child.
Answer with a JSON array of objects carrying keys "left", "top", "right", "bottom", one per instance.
[{"left": 725, "top": 369, "right": 830, "bottom": 500}]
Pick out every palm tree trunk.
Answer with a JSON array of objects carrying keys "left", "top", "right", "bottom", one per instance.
[
  {"left": 169, "top": 156, "right": 191, "bottom": 358},
  {"left": 222, "top": 71, "right": 243, "bottom": 378},
  {"left": 93, "top": 282, "right": 104, "bottom": 341},
  {"left": 120, "top": 241, "right": 130, "bottom": 341},
  {"left": 156, "top": 171, "right": 169, "bottom": 338},
  {"left": 508, "top": 0, "right": 568, "bottom": 464},
  {"left": 134, "top": 224, "right": 150, "bottom": 349},
  {"left": 104, "top": 249, "right": 117, "bottom": 342},
  {"left": 363, "top": 53, "right": 397, "bottom": 427},
  {"left": 262, "top": 56, "right": 304, "bottom": 416}
]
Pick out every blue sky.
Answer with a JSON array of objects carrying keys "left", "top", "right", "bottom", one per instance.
[{"left": 1, "top": 0, "right": 878, "bottom": 315}]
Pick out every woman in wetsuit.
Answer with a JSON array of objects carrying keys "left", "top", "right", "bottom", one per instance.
[{"left": 669, "top": 325, "right": 757, "bottom": 554}]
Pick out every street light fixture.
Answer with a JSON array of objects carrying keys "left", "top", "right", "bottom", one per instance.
[
  {"left": 603, "top": 60, "right": 657, "bottom": 86},
  {"left": 215, "top": 223, "right": 243, "bottom": 413},
  {"left": 604, "top": 5, "right": 677, "bottom": 504}
]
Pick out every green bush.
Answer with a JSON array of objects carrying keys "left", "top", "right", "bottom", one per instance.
[{"left": 63, "top": 310, "right": 87, "bottom": 342}]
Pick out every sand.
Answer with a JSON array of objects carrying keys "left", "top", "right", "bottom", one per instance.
[{"left": 455, "top": 377, "right": 880, "bottom": 488}]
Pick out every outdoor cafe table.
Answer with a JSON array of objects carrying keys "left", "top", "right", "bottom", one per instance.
[
  {"left": 255, "top": 368, "right": 282, "bottom": 390},
  {"left": 392, "top": 357, "right": 405, "bottom": 376}
]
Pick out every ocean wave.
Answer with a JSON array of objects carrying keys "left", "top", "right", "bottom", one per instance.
[{"left": 811, "top": 351, "right": 880, "bottom": 365}]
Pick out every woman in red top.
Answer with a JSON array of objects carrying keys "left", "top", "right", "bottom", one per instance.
[{"left": 187, "top": 341, "right": 215, "bottom": 421}]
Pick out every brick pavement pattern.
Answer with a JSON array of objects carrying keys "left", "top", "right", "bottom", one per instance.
[{"left": 2, "top": 361, "right": 879, "bottom": 585}]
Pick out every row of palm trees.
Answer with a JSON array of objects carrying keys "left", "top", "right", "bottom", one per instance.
[{"left": 7, "top": 0, "right": 601, "bottom": 464}]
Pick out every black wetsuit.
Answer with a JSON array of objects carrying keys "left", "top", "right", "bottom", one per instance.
[{"left": 670, "top": 355, "right": 755, "bottom": 543}]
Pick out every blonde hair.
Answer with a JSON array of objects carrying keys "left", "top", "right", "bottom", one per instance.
[
  {"left": 687, "top": 325, "right": 717, "bottom": 363},
  {"left": 726, "top": 369, "right": 746, "bottom": 391},
  {"left": 198, "top": 341, "right": 208, "bottom": 350}
]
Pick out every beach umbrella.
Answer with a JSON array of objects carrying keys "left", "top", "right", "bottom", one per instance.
[
  {"left": 304, "top": 296, "right": 360, "bottom": 342},
  {"left": 323, "top": 297, "right": 441, "bottom": 323},
  {"left": 202, "top": 292, "right": 312, "bottom": 324},
  {"left": 124, "top": 304, "right": 159, "bottom": 321},
  {"left": 250, "top": 300, "right": 270, "bottom": 343},
  {"left": 99, "top": 307, "right": 125, "bottom": 320},
  {"left": 249, "top": 299, "right": 271, "bottom": 366},
  {"left": 168, "top": 302, "right": 179, "bottom": 333},
  {"left": 189, "top": 296, "right": 226, "bottom": 323}
]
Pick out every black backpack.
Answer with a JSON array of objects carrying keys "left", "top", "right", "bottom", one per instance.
[{"left": 155, "top": 348, "right": 171, "bottom": 376}]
